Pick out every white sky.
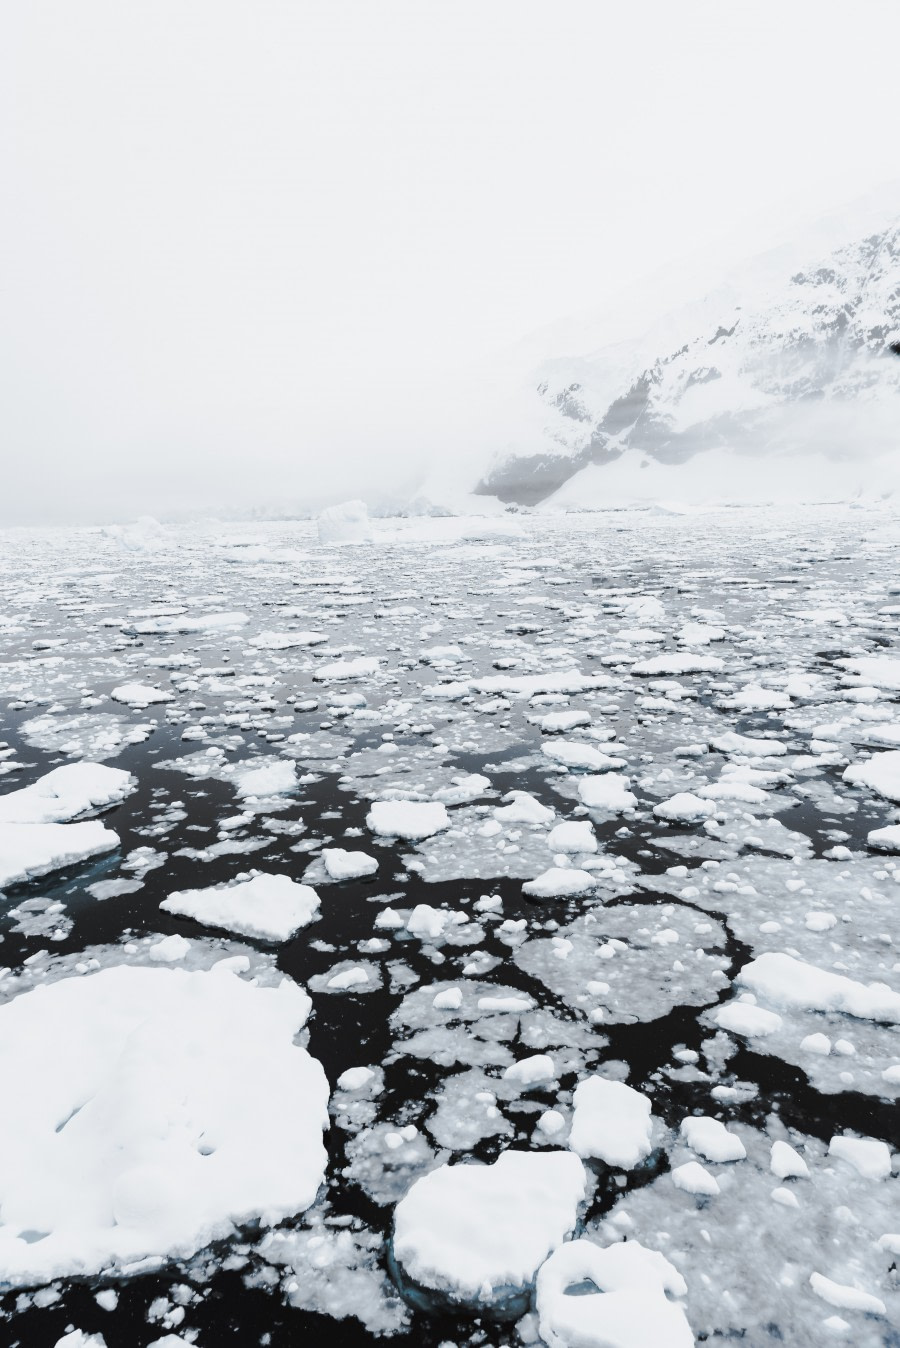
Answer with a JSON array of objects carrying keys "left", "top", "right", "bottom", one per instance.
[{"left": 2, "top": 0, "right": 899, "bottom": 522}]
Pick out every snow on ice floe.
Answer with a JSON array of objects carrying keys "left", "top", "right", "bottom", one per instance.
[
  {"left": 366, "top": 800, "right": 450, "bottom": 839},
  {"left": 736, "top": 951, "right": 900, "bottom": 1023},
  {"left": 123, "top": 611, "right": 249, "bottom": 636},
  {"left": 843, "top": 749, "right": 900, "bottom": 802},
  {"left": 231, "top": 758, "right": 298, "bottom": 799},
  {"left": 0, "top": 820, "right": 119, "bottom": 888},
  {"left": 577, "top": 772, "right": 637, "bottom": 812},
  {"left": 391, "top": 1149, "right": 587, "bottom": 1314},
  {"left": 0, "top": 961, "right": 328, "bottom": 1287},
  {"left": 160, "top": 871, "right": 320, "bottom": 941},
  {"left": 523, "top": 867, "right": 598, "bottom": 898},
  {"left": 321, "top": 847, "right": 379, "bottom": 880},
  {"left": 568, "top": 1077, "right": 654, "bottom": 1168},
  {"left": 868, "top": 822, "right": 900, "bottom": 852},
  {"left": 110, "top": 683, "right": 174, "bottom": 708},
  {"left": 0, "top": 764, "right": 135, "bottom": 825},
  {"left": 536, "top": 1238, "right": 693, "bottom": 1348}
]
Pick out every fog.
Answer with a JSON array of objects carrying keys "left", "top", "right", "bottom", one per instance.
[{"left": 2, "top": 0, "right": 900, "bottom": 523}]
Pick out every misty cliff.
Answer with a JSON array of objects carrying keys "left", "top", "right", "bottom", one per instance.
[{"left": 476, "top": 221, "right": 900, "bottom": 506}]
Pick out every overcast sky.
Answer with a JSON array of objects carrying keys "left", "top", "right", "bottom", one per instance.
[{"left": 2, "top": 0, "right": 899, "bottom": 522}]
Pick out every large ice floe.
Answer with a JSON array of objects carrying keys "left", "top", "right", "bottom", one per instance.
[
  {"left": 0, "top": 961, "right": 328, "bottom": 1287},
  {"left": 1, "top": 504, "right": 899, "bottom": 1345}
]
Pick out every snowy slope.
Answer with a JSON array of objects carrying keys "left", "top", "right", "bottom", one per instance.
[{"left": 476, "top": 218, "right": 900, "bottom": 506}]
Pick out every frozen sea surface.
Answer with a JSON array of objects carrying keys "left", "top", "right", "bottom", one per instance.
[{"left": 0, "top": 506, "right": 898, "bottom": 1347}]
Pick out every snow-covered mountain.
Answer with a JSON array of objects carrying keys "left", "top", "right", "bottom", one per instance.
[{"left": 475, "top": 219, "right": 900, "bottom": 506}]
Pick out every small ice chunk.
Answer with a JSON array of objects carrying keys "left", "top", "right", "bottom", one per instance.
[
  {"left": 543, "top": 742, "right": 625, "bottom": 772},
  {"left": 233, "top": 759, "right": 297, "bottom": 798},
  {"left": 147, "top": 934, "right": 192, "bottom": 963},
  {"left": 503, "top": 1055, "right": 556, "bottom": 1086},
  {"left": 432, "top": 987, "right": 463, "bottom": 1011},
  {"left": 110, "top": 683, "right": 173, "bottom": 708},
  {"left": 523, "top": 868, "right": 596, "bottom": 899},
  {"left": 322, "top": 848, "right": 378, "bottom": 881},
  {"left": 493, "top": 791, "right": 555, "bottom": 825},
  {"left": 867, "top": 823, "right": 900, "bottom": 852},
  {"left": 547, "top": 821, "right": 597, "bottom": 854},
  {"left": 809, "top": 1272, "right": 886, "bottom": 1316},
  {"left": 536, "top": 1110, "right": 566, "bottom": 1138},
  {"left": 337, "top": 1067, "right": 377, "bottom": 1092},
  {"left": 800, "top": 1033, "right": 832, "bottom": 1056},
  {"left": 406, "top": 904, "right": 467, "bottom": 940},
  {"left": 327, "top": 966, "right": 370, "bottom": 990},
  {"left": 577, "top": 773, "right": 637, "bottom": 812},
  {"left": 713, "top": 1001, "right": 783, "bottom": 1037},
  {"left": 680, "top": 1116, "right": 746, "bottom": 1162},
  {"left": 569, "top": 1077, "right": 653, "bottom": 1169},
  {"left": 671, "top": 1161, "right": 720, "bottom": 1196},
  {"left": 737, "top": 952, "right": 900, "bottom": 1023},
  {"left": 366, "top": 800, "right": 450, "bottom": 839},
  {"left": 770, "top": 1140, "right": 809, "bottom": 1179},
  {"left": 827, "top": 1134, "right": 892, "bottom": 1179},
  {"left": 653, "top": 793, "right": 716, "bottom": 823}
]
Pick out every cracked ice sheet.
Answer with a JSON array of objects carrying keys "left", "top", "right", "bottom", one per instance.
[
  {"left": 646, "top": 854, "right": 900, "bottom": 1096},
  {"left": 590, "top": 1121, "right": 899, "bottom": 1346},
  {"left": 515, "top": 901, "right": 731, "bottom": 1026}
]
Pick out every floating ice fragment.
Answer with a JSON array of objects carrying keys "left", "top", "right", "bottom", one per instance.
[
  {"left": 161, "top": 872, "right": 320, "bottom": 942},
  {"left": 0, "top": 964, "right": 328, "bottom": 1287},
  {"left": 809, "top": 1272, "right": 886, "bottom": 1316},
  {"left": 577, "top": 773, "right": 637, "bottom": 812},
  {"left": 654, "top": 793, "right": 716, "bottom": 823},
  {"left": 322, "top": 848, "right": 379, "bottom": 881},
  {"left": 770, "top": 1141, "right": 809, "bottom": 1179},
  {"left": 366, "top": 800, "right": 450, "bottom": 839},
  {"left": 737, "top": 952, "right": 900, "bottom": 1023},
  {"left": 493, "top": 791, "right": 555, "bottom": 825},
  {"left": 503, "top": 1054, "right": 556, "bottom": 1086},
  {"left": 0, "top": 820, "right": 120, "bottom": 888},
  {"left": 535, "top": 1238, "right": 693, "bottom": 1348},
  {"left": 110, "top": 684, "right": 173, "bottom": 708},
  {"left": 680, "top": 1116, "right": 746, "bottom": 1162},
  {"left": 569, "top": 1077, "right": 653, "bottom": 1169},
  {"left": 523, "top": 868, "right": 597, "bottom": 899},
  {"left": 672, "top": 1161, "right": 720, "bottom": 1195},
  {"left": 547, "top": 821, "right": 597, "bottom": 854},
  {"left": 713, "top": 1001, "right": 783, "bottom": 1037},
  {"left": 0, "top": 764, "right": 135, "bottom": 825},
  {"left": 391, "top": 1150, "right": 587, "bottom": 1314},
  {"left": 827, "top": 1135, "right": 892, "bottom": 1179}
]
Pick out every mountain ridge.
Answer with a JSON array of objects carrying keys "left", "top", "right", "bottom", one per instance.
[{"left": 475, "top": 218, "right": 900, "bottom": 506}]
